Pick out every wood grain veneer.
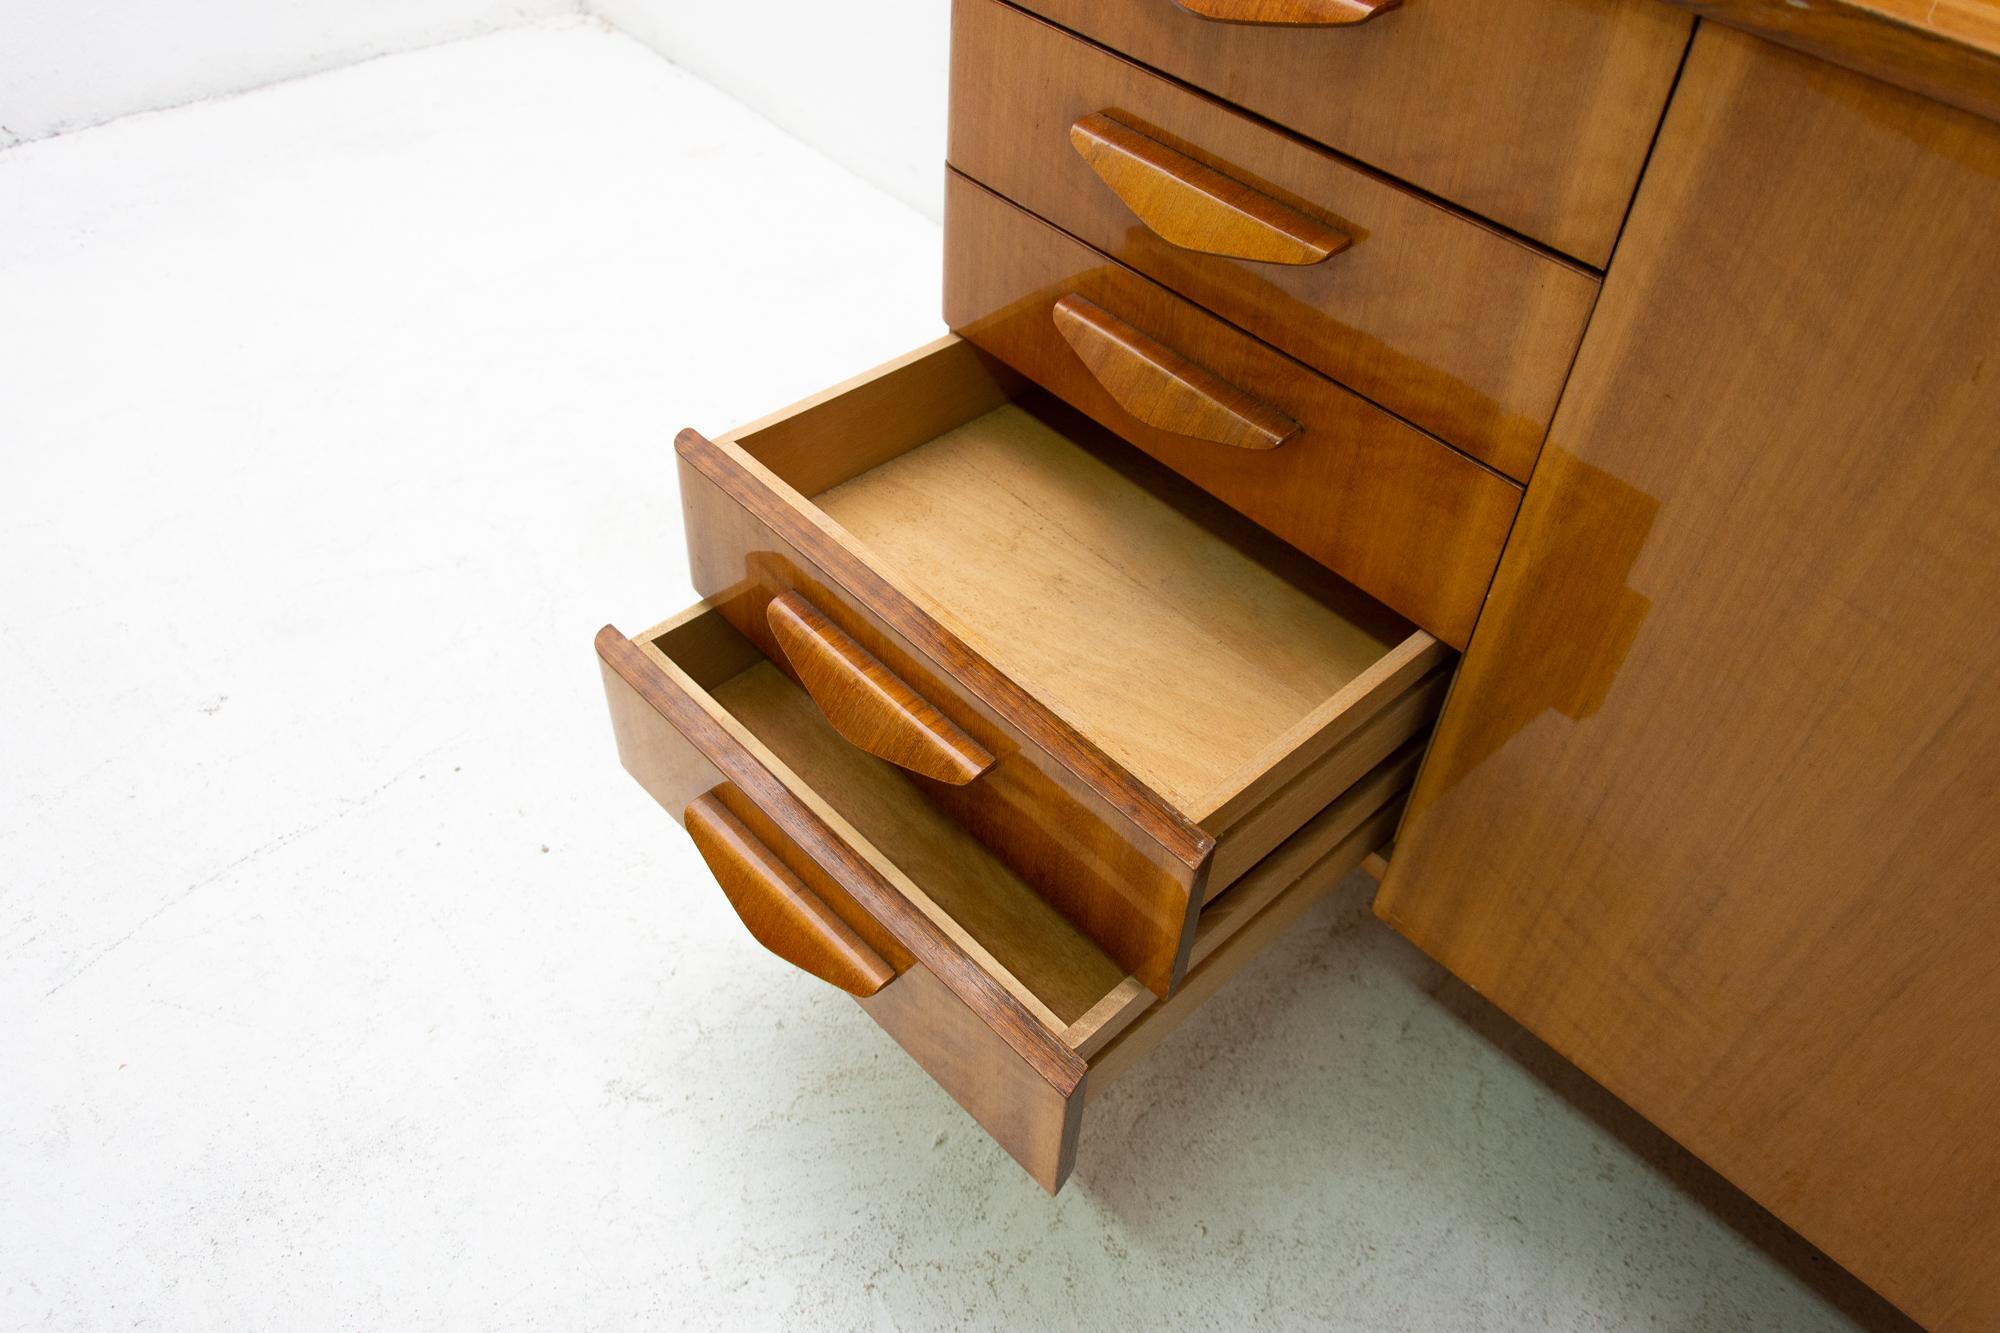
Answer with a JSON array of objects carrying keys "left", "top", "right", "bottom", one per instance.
[
  {"left": 1005, "top": 0, "right": 1693, "bottom": 266},
  {"left": 1663, "top": 0, "right": 2000, "bottom": 124},
  {"left": 1375, "top": 28, "right": 2000, "bottom": 1330},
  {"left": 1173, "top": 0, "right": 1399, "bottom": 24},
  {"left": 1067, "top": 112, "right": 1352, "bottom": 266},
  {"left": 597, "top": 618, "right": 1088, "bottom": 1186},
  {"left": 1050, "top": 294, "right": 1301, "bottom": 451},
  {"left": 679, "top": 336, "right": 1446, "bottom": 998},
  {"left": 683, "top": 787, "right": 898, "bottom": 997},
  {"left": 765, "top": 589, "right": 994, "bottom": 785},
  {"left": 949, "top": 0, "right": 1599, "bottom": 478},
  {"left": 944, "top": 172, "right": 1520, "bottom": 649},
  {"left": 600, "top": 603, "right": 1418, "bottom": 1190},
  {"left": 709, "top": 659, "right": 1127, "bottom": 1026},
  {"left": 677, "top": 345, "right": 1205, "bottom": 998},
  {"left": 809, "top": 399, "right": 1416, "bottom": 815}
]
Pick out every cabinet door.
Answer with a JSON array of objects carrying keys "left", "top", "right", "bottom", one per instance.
[{"left": 1376, "top": 26, "right": 2000, "bottom": 1332}]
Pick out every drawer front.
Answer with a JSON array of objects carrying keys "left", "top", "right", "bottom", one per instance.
[
  {"left": 674, "top": 430, "right": 1211, "bottom": 999},
  {"left": 595, "top": 617, "right": 1089, "bottom": 1190},
  {"left": 1008, "top": 0, "right": 1692, "bottom": 267},
  {"left": 949, "top": 0, "right": 1598, "bottom": 481},
  {"left": 944, "top": 171, "right": 1521, "bottom": 650},
  {"left": 671, "top": 338, "right": 1452, "bottom": 997},
  {"left": 597, "top": 606, "right": 1415, "bottom": 1191}
]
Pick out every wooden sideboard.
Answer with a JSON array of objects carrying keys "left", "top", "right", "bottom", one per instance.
[{"left": 598, "top": 2, "right": 2000, "bottom": 1325}]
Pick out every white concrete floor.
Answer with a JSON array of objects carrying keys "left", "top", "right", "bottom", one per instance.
[{"left": 0, "top": 19, "right": 1908, "bottom": 1331}]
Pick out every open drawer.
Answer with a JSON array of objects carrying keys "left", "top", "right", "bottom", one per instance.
[
  {"left": 672, "top": 337, "right": 1450, "bottom": 997},
  {"left": 597, "top": 604, "right": 1418, "bottom": 1191}
]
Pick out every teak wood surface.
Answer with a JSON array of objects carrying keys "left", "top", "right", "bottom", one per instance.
[
  {"left": 600, "top": 604, "right": 1416, "bottom": 1190},
  {"left": 765, "top": 589, "right": 995, "bottom": 785},
  {"left": 1050, "top": 294, "right": 1302, "bottom": 451},
  {"left": 683, "top": 787, "right": 898, "bottom": 997},
  {"left": 944, "top": 172, "right": 1520, "bottom": 649},
  {"left": 679, "top": 336, "right": 1444, "bottom": 996},
  {"left": 1172, "top": 0, "right": 1399, "bottom": 25},
  {"left": 1067, "top": 112, "right": 1352, "bottom": 267},
  {"left": 677, "top": 438, "right": 1204, "bottom": 999},
  {"left": 709, "top": 658, "right": 1127, "bottom": 1027},
  {"left": 810, "top": 398, "right": 1433, "bottom": 815},
  {"left": 1662, "top": 0, "right": 2000, "bottom": 123},
  {"left": 949, "top": 0, "right": 1599, "bottom": 479},
  {"left": 1006, "top": 0, "right": 1693, "bottom": 265},
  {"left": 1376, "top": 28, "right": 2000, "bottom": 1330},
  {"left": 596, "top": 619, "right": 1088, "bottom": 1188}
]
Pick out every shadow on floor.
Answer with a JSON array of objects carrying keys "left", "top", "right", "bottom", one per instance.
[
  {"left": 1071, "top": 872, "right": 1919, "bottom": 1332},
  {"left": 1424, "top": 968, "right": 1919, "bottom": 1333}
]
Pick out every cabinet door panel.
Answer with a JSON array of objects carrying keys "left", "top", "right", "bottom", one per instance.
[{"left": 1376, "top": 28, "right": 2000, "bottom": 1331}]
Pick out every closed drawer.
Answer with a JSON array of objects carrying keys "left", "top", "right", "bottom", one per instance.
[
  {"left": 945, "top": 171, "right": 1521, "bottom": 649},
  {"left": 949, "top": 0, "right": 1597, "bottom": 480},
  {"left": 1007, "top": 0, "right": 1692, "bottom": 267},
  {"left": 597, "top": 602, "right": 1415, "bottom": 1190},
  {"left": 671, "top": 336, "right": 1450, "bottom": 997}
]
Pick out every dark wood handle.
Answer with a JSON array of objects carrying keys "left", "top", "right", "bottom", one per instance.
[
  {"left": 1052, "top": 295, "right": 1301, "bottom": 451},
  {"left": 684, "top": 787, "right": 897, "bottom": 997},
  {"left": 1174, "top": 0, "right": 1401, "bottom": 26},
  {"left": 766, "top": 590, "right": 994, "bottom": 785},
  {"left": 1070, "top": 113, "right": 1349, "bottom": 266}
]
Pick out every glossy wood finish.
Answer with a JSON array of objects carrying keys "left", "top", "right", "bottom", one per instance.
[
  {"left": 1375, "top": 29, "right": 2000, "bottom": 1330},
  {"left": 596, "top": 615, "right": 1088, "bottom": 1188},
  {"left": 678, "top": 441, "right": 1204, "bottom": 1000},
  {"left": 680, "top": 356, "right": 1208, "bottom": 999},
  {"left": 810, "top": 397, "right": 1441, "bottom": 816},
  {"left": 949, "top": 0, "right": 1598, "bottom": 478},
  {"left": 766, "top": 589, "right": 994, "bottom": 784},
  {"left": 681, "top": 337, "right": 1446, "bottom": 993},
  {"left": 1665, "top": 0, "right": 2000, "bottom": 124},
  {"left": 711, "top": 659, "right": 1126, "bottom": 1025},
  {"left": 945, "top": 172, "right": 1520, "bottom": 649},
  {"left": 601, "top": 603, "right": 1419, "bottom": 1190},
  {"left": 1175, "top": 0, "right": 1399, "bottom": 23},
  {"left": 1068, "top": 113, "right": 1351, "bottom": 265},
  {"left": 683, "top": 787, "right": 898, "bottom": 997},
  {"left": 1005, "top": 0, "right": 1692, "bottom": 266},
  {"left": 1051, "top": 295, "right": 1301, "bottom": 450}
]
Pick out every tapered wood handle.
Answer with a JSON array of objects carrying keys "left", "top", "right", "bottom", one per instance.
[
  {"left": 766, "top": 590, "right": 995, "bottom": 785},
  {"left": 1070, "top": 113, "right": 1349, "bottom": 266},
  {"left": 1052, "top": 295, "right": 1301, "bottom": 451},
  {"left": 684, "top": 787, "right": 897, "bottom": 997},
  {"left": 1174, "top": 0, "right": 1401, "bottom": 26}
]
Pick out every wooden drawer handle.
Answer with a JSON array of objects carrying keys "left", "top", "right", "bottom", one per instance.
[
  {"left": 685, "top": 788, "right": 896, "bottom": 997},
  {"left": 1070, "top": 113, "right": 1349, "bottom": 266},
  {"left": 1174, "top": 0, "right": 1400, "bottom": 26},
  {"left": 767, "top": 589, "right": 995, "bottom": 785},
  {"left": 1052, "top": 295, "right": 1301, "bottom": 451}
]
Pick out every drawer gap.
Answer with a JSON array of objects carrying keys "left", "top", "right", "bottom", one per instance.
[{"left": 1063, "top": 738, "right": 1417, "bottom": 1061}]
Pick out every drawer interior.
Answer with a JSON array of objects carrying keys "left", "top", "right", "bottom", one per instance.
[
  {"left": 644, "top": 601, "right": 1414, "bottom": 1053},
  {"left": 652, "top": 606, "right": 1126, "bottom": 1031},
  {"left": 728, "top": 384, "right": 1418, "bottom": 826}
]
